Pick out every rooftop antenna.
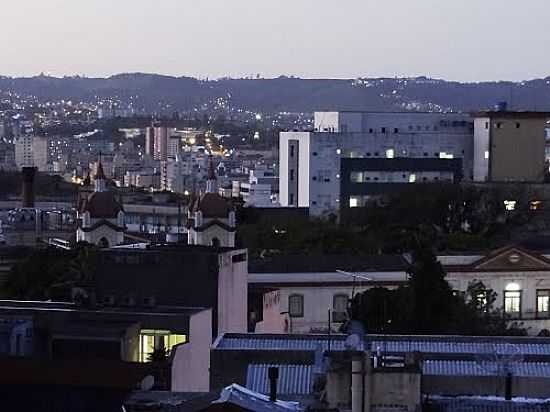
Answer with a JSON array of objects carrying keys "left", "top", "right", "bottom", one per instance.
[{"left": 475, "top": 343, "right": 523, "bottom": 400}]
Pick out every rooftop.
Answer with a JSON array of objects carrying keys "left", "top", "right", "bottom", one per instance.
[{"left": 249, "top": 254, "right": 408, "bottom": 274}]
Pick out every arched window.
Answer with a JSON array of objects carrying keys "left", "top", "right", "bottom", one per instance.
[
  {"left": 288, "top": 294, "right": 304, "bottom": 318},
  {"left": 98, "top": 237, "right": 110, "bottom": 248}
]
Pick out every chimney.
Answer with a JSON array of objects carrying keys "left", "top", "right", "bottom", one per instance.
[
  {"left": 505, "top": 372, "right": 513, "bottom": 401},
  {"left": 21, "top": 167, "right": 37, "bottom": 208},
  {"left": 268, "top": 366, "right": 279, "bottom": 402}
]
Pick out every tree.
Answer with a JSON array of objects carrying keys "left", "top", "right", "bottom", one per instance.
[{"left": 350, "top": 247, "right": 527, "bottom": 336}]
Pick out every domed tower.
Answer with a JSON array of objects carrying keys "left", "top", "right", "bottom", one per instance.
[
  {"left": 76, "top": 158, "right": 125, "bottom": 248},
  {"left": 187, "top": 157, "right": 236, "bottom": 247}
]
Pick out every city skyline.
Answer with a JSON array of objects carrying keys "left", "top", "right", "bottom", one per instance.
[{"left": 1, "top": 0, "right": 549, "bottom": 82}]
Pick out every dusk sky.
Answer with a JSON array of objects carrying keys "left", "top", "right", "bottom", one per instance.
[{"left": 1, "top": 0, "right": 549, "bottom": 81}]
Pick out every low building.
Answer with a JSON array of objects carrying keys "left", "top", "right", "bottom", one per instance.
[
  {"left": 248, "top": 254, "right": 409, "bottom": 333},
  {"left": 441, "top": 245, "right": 550, "bottom": 335}
]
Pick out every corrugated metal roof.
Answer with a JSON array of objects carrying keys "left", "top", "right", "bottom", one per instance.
[
  {"left": 424, "top": 360, "right": 550, "bottom": 378},
  {"left": 370, "top": 341, "right": 550, "bottom": 356},
  {"left": 428, "top": 397, "right": 550, "bottom": 412},
  {"left": 216, "top": 384, "right": 302, "bottom": 412},
  {"left": 215, "top": 334, "right": 550, "bottom": 356},
  {"left": 216, "top": 335, "right": 364, "bottom": 352},
  {"left": 246, "top": 364, "right": 313, "bottom": 395}
]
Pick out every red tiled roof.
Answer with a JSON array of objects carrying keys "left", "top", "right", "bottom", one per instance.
[
  {"left": 81, "top": 192, "right": 123, "bottom": 219},
  {"left": 191, "top": 193, "right": 231, "bottom": 218}
]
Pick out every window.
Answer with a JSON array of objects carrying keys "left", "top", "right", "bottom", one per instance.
[
  {"left": 349, "top": 197, "right": 359, "bottom": 208},
  {"left": 485, "top": 122, "right": 489, "bottom": 129},
  {"left": 350, "top": 172, "right": 364, "bottom": 183},
  {"left": 484, "top": 150, "right": 490, "bottom": 159},
  {"left": 504, "top": 290, "right": 521, "bottom": 318},
  {"left": 289, "top": 194, "right": 294, "bottom": 204},
  {"left": 381, "top": 127, "right": 386, "bottom": 133},
  {"left": 288, "top": 294, "right": 304, "bottom": 318},
  {"left": 409, "top": 174, "right": 417, "bottom": 183},
  {"left": 336, "top": 149, "right": 342, "bottom": 155},
  {"left": 394, "top": 128, "right": 399, "bottom": 133},
  {"left": 496, "top": 123, "right": 502, "bottom": 129},
  {"left": 369, "top": 128, "right": 373, "bottom": 133},
  {"left": 290, "top": 146, "right": 295, "bottom": 157},
  {"left": 290, "top": 169, "right": 295, "bottom": 181},
  {"left": 516, "top": 122, "right": 521, "bottom": 129},
  {"left": 504, "top": 200, "right": 516, "bottom": 211},
  {"left": 139, "top": 330, "right": 186, "bottom": 362},
  {"left": 333, "top": 294, "right": 349, "bottom": 322},
  {"left": 386, "top": 149, "right": 395, "bottom": 158},
  {"left": 537, "top": 290, "right": 550, "bottom": 317}
]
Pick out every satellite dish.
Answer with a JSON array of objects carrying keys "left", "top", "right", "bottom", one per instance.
[
  {"left": 140, "top": 375, "right": 155, "bottom": 391},
  {"left": 345, "top": 334, "right": 361, "bottom": 351}
]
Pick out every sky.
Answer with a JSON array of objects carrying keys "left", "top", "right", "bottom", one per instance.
[{"left": 1, "top": 0, "right": 549, "bottom": 82}]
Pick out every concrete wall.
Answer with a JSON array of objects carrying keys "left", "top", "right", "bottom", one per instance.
[
  {"left": 279, "top": 132, "right": 310, "bottom": 208},
  {"left": 171, "top": 308, "right": 212, "bottom": 392},
  {"left": 489, "top": 117, "right": 546, "bottom": 182},
  {"left": 369, "top": 370, "right": 421, "bottom": 412},
  {"left": 473, "top": 117, "right": 490, "bottom": 181},
  {"left": 423, "top": 375, "right": 550, "bottom": 399},
  {"left": 217, "top": 250, "right": 248, "bottom": 335}
]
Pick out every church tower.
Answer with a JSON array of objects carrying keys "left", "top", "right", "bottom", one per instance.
[
  {"left": 76, "top": 157, "right": 125, "bottom": 248},
  {"left": 187, "top": 156, "right": 236, "bottom": 247}
]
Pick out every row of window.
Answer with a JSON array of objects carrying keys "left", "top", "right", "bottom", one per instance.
[
  {"left": 485, "top": 122, "right": 521, "bottom": 129},
  {"left": 350, "top": 171, "right": 453, "bottom": 184},
  {"left": 458, "top": 289, "right": 550, "bottom": 319},
  {"left": 327, "top": 150, "right": 462, "bottom": 158},
  {"left": 288, "top": 294, "right": 349, "bottom": 319}
]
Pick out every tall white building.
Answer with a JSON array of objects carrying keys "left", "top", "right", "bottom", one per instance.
[
  {"left": 14, "top": 135, "right": 35, "bottom": 168},
  {"left": 279, "top": 111, "right": 474, "bottom": 216}
]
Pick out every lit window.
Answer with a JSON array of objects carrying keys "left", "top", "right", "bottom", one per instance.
[
  {"left": 288, "top": 294, "right": 304, "bottom": 318},
  {"left": 530, "top": 200, "right": 542, "bottom": 211},
  {"left": 139, "top": 330, "right": 186, "bottom": 363},
  {"left": 484, "top": 151, "right": 489, "bottom": 159},
  {"left": 349, "top": 197, "right": 359, "bottom": 208},
  {"left": 336, "top": 149, "right": 341, "bottom": 155},
  {"left": 504, "top": 290, "right": 521, "bottom": 317},
  {"left": 439, "top": 152, "right": 454, "bottom": 159},
  {"left": 409, "top": 174, "right": 416, "bottom": 183},
  {"left": 504, "top": 200, "right": 516, "bottom": 211},
  {"left": 537, "top": 290, "right": 550, "bottom": 317},
  {"left": 350, "top": 172, "right": 364, "bottom": 183},
  {"left": 386, "top": 149, "right": 395, "bottom": 158}
]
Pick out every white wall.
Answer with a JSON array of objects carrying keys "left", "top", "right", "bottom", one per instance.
[
  {"left": 279, "top": 132, "right": 310, "bottom": 207},
  {"left": 171, "top": 308, "right": 212, "bottom": 392},
  {"left": 473, "top": 117, "right": 490, "bottom": 182},
  {"left": 217, "top": 250, "right": 248, "bottom": 335}
]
